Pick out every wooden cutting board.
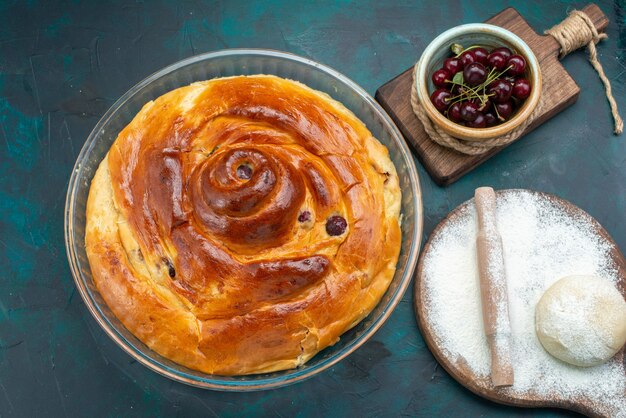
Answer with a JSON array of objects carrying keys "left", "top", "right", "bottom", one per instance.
[
  {"left": 413, "top": 189, "right": 626, "bottom": 417},
  {"left": 375, "top": 4, "right": 608, "bottom": 186}
]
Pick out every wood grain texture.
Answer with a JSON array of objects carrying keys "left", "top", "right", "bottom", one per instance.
[
  {"left": 414, "top": 189, "right": 626, "bottom": 417},
  {"left": 375, "top": 4, "right": 609, "bottom": 186}
]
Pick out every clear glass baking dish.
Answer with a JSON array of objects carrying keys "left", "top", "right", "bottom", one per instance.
[{"left": 64, "top": 49, "right": 423, "bottom": 391}]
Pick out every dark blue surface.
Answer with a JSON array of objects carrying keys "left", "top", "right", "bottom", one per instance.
[{"left": 0, "top": 0, "right": 624, "bottom": 416}]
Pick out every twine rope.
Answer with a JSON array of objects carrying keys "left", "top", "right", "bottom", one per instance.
[
  {"left": 545, "top": 9, "right": 623, "bottom": 134},
  {"left": 411, "top": 9, "right": 622, "bottom": 156}
]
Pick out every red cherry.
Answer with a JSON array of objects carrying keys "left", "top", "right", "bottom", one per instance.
[
  {"left": 507, "top": 55, "right": 526, "bottom": 76},
  {"left": 487, "top": 79, "right": 513, "bottom": 103},
  {"left": 504, "top": 75, "right": 516, "bottom": 84},
  {"left": 430, "top": 88, "right": 451, "bottom": 112},
  {"left": 467, "top": 112, "right": 487, "bottom": 128},
  {"left": 236, "top": 164, "right": 252, "bottom": 180},
  {"left": 495, "top": 101, "right": 514, "bottom": 120},
  {"left": 463, "top": 62, "right": 487, "bottom": 86},
  {"left": 484, "top": 112, "right": 498, "bottom": 127},
  {"left": 473, "top": 47, "right": 489, "bottom": 65},
  {"left": 447, "top": 102, "right": 462, "bottom": 122},
  {"left": 432, "top": 68, "right": 451, "bottom": 88},
  {"left": 326, "top": 215, "right": 347, "bottom": 236},
  {"left": 492, "top": 47, "right": 512, "bottom": 59},
  {"left": 512, "top": 78, "right": 532, "bottom": 99},
  {"left": 443, "top": 57, "right": 463, "bottom": 74},
  {"left": 460, "top": 101, "right": 479, "bottom": 122},
  {"left": 487, "top": 52, "right": 507, "bottom": 71},
  {"left": 298, "top": 210, "right": 312, "bottom": 222},
  {"left": 460, "top": 50, "right": 477, "bottom": 67}
]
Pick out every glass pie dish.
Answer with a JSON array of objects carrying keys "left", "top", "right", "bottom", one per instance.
[{"left": 64, "top": 49, "right": 423, "bottom": 390}]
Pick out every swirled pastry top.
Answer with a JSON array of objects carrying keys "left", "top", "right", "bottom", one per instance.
[{"left": 85, "top": 75, "right": 402, "bottom": 375}]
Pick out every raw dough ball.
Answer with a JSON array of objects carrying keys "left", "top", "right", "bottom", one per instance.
[{"left": 535, "top": 275, "right": 626, "bottom": 367}]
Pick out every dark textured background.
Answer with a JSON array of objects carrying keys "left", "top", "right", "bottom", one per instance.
[{"left": 1, "top": 0, "right": 624, "bottom": 416}]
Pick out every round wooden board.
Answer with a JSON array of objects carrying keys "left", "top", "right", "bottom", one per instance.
[{"left": 414, "top": 189, "right": 626, "bottom": 417}]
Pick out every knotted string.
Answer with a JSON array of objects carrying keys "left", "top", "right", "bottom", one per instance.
[
  {"left": 411, "top": 9, "right": 622, "bottom": 156},
  {"left": 545, "top": 9, "right": 623, "bottom": 134}
]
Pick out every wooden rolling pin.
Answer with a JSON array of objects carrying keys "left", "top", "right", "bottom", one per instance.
[{"left": 475, "top": 187, "right": 514, "bottom": 387}]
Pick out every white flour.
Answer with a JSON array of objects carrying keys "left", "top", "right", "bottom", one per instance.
[{"left": 422, "top": 190, "right": 626, "bottom": 416}]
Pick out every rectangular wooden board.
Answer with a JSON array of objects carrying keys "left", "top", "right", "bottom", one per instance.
[{"left": 375, "top": 4, "right": 608, "bottom": 186}]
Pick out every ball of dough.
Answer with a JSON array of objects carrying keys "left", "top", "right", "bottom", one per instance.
[{"left": 535, "top": 275, "right": 626, "bottom": 367}]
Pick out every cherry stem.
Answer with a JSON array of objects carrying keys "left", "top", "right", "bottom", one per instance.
[
  {"left": 445, "top": 63, "right": 514, "bottom": 108},
  {"left": 454, "top": 44, "right": 481, "bottom": 58},
  {"left": 494, "top": 104, "right": 505, "bottom": 121}
]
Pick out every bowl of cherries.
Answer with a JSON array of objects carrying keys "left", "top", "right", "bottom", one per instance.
[{"left": 414, "top": 23, "right": 542, "bottom": 141}]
